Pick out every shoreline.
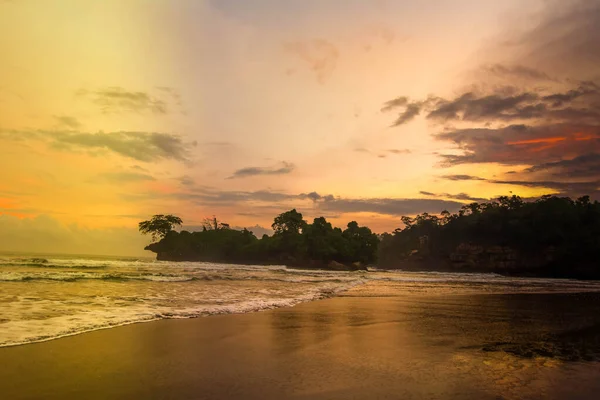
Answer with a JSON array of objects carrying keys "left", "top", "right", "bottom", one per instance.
[
  {"left": 0, "top": 278, "right": 364, "bottom": 350},
  {"left": 4, "top": 272, "right": 600, "bottom": 350},
  {"left": 2, "top": 291, "right": 600, "bottom": 399}
]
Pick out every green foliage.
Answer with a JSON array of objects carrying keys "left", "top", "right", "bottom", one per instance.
[
  {"left": 271, "top": 209, "right": 306, "bottom": 235},
  {"left": 138, "top": 214, "right": 183, "bottom": 242},
  {"left": 142, "top": 210, "right": 378, "bottom": 267},
  {"left": 140, "top": 194, "right": 600, "bottom": 277},
  {"left": 378, "top": 195, "right": 600, "bottom": 278}
]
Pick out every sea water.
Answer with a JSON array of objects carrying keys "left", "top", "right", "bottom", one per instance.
[{"left": 2, "top": 253, "right": 600, "bottom": 347}]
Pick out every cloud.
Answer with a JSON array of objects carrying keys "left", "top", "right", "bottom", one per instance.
[
  {"left": 316, "top": 196, "right": 463, "bottom": 216},
  {"left": 0, "top": 129, "right": 196, "bottom": 163},
  {"left": 419, "top": 191, "right": 488, "bottom": 202},
  {"left": 502, "top": 0, "right": 600, "bottom": 80},
  {"left": 381, "top": 96, "right": 428, "bottom": 126},
  {"left": 130, "top": 186, "right": 464, "bottom": 218},
  {"left": 525, "top": 153, "right": 600, "bottom": 178},
  {"left": 439, "top": 173, "right": 600, "bottom": 198},
  {"left": 380, "top": 1, "right": 600, "bottom": 199},
  {"left": 97, "top": 172, "right": 156, "bottom": 183},
  {"left": 353, "top": 147, "right": 411, "bottom": 158},
  {"left": 228, "top": 161, "right": 295, "bottom": 179},
  {"left": 164, "top": 188, "right": 298, "bottom": 206},
  {"left": 435, "top": 124, "right": 600, "bottom": 167},
  {"left": 479, "top": 64, "right": 555, "bottom": 82},
  {"left": 284, "top": 39, "right": 339, "bottom": 84},
  {"left": 54, "top": 115, "right": 82, "bottom": 129},
  {"left": 178, "top": 175, "right": 195, "bottom": 186},
  {"left": 387, "top": 149, "right": 411, "bottom": 155},
  {"left": 441, "top": 174, "right": 486, "bottom": 181},
  {"left": 77, "top": 87, "right": 181, "bottom": 114},
  {"left": 381, "top": 97, "right": 408, "bottom": 112},
  {"left": 386, "top": 82, "right": 600, "bottom": 126},
  {"left": 489, "top": 179, "right": 600, "bottom": 196}
]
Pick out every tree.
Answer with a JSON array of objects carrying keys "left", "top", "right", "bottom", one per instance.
[
  {"left": 202, "top": 216, "right": 230, "bottom": 230},
  {"left": 272, "top": 209, "right": 306, "bottom": 235},
  {"left": 304, "top": 217, "right": 337, "bottom": 261},
  {"left": 139, "top": 215, "right": 183, "bottom": 242},
  {"left": 342, "top": 221, "right": 379, "bottom": 264}
]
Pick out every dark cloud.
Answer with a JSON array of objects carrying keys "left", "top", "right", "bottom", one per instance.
[
  {"left": 381, "top": 97, "right": 429, "bottom": 126},
  {"left": 317, "top": 196, "right": 463, "bottom": 216},
  {"left": 386, "top": 83, "right": 599, "bottom": 126},
  {"left": 130, "top": 186, "right": 463, "bottom": 217},
  {"left": 381, "top": 97, "right": 408, "bottom": 112},
  {"left": 525, "top": 153, "right": 600, "bottom": 178},
  {"left": 441, "top": 175, "right": 486, "bottom": 181},
  {"left": 490, "top": 179, "right": 599, "bottom": 193},
  {"left": 380, "top": 1, "right": 600, "bottom": 200},
  {"left": 77, "top": 87, "right": 180, "bottom": 114},
  {"left": 435, "top": 124, "right": 600, "bottom": 167},
  {"left": 300, "top": 192, "right": 335, "bottom": 203},
  {"left": 439, "top": 173, "right": 600, "bottom": 198},
  {"left": 0, "top": 129, "right": 196, "bottom": 162},
  {"left": 419, "top": 191, "right": 488, "bottom": 202},
  {"left": 228, "top": 161, "right": 295, "bottom": 179}
]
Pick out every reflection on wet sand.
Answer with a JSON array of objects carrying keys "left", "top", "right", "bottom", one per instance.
[
  {"left": 265, "top": 290, "right": 600, "bottom": 399},
  {"left": 1, "top": 282, "right": 600, "bottom": 399}
]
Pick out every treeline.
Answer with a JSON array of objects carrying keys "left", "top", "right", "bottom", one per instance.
[
  {"left": 141, "top": 194, "right": 600, "bottom": 278},
  {"left": 141, "top": 210, "right": 378, "bottom": 269},
  {"left": 378, "top": 195, "right": 600, "bottom": 278}
]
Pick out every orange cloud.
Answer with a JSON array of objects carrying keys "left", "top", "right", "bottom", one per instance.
[{"left": 507, "top": 137, "right": 566, "bottom": 145}]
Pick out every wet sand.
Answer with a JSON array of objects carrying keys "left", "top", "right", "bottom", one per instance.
[{"left": 2, "top": 289, "right": 600, "bottom": 399}]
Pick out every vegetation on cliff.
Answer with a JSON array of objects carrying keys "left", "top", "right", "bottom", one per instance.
[
  {"left": 140, "top": 194, "right": 600, "bottom": 277},
  {"left": 378, "top": 195, "right": 600, "bottom": 278},
  {"left": 141, "top": 209, "right": 378, "bottom": 268}
]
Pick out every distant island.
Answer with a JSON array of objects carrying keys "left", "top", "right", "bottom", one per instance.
[{"left": 140, "top": 195, "right": 600, "bottom": 279}]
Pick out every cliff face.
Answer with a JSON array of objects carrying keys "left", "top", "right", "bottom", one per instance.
[
  {"left": 387, "top": 242, "right": 560, "bottom": 276},
  {"left": 447, "top": 243, "right": 552, "bottom": 272}
]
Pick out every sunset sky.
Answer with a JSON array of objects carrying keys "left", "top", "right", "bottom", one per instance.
[{"left": 1, "top": 0, "right": 599, "bottom": 256}]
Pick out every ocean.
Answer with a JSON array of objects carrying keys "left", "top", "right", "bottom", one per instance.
[{"left": 2, "top": 253, "right": 600, "bottom": 348}]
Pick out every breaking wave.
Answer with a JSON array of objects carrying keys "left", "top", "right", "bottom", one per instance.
[{"left": 1, "top": 254, "right": 600, "bottom": 348}]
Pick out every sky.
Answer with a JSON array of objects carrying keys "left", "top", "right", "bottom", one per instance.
[{"left": 1, "top": 0, "right": 599, "bottom": 256}]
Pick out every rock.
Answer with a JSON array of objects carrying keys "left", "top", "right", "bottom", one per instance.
[
  {"left": 327, "top": 261, "right": 349, "bottom": 271},
  {"left": 326, "top": 261, "right": 368, "bottom": 271}
]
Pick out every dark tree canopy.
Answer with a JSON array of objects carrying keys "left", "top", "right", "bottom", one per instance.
[
  {"left": 138, "top": 214, "right": 183, "bottom": 242},
  {"left": 272, "top": 209, "right": 306, "bottom": 235},
  {"left": 378, "top": 195, "right": 600, "bottom": 279},
  {"left": 140, "top": 194, "right": 600, "bottom": 278},
  {"left": 143, "top": 210, "right": 377, "bottom": 267}
]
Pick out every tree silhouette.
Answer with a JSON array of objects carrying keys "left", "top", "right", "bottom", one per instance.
[{"left": 138, "top": 214, "right": 183, "bottom": 242}]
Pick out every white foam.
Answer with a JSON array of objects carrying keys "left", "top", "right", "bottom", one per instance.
[{"left": 2, "top": 255, "right": 600, "bottom": 348}]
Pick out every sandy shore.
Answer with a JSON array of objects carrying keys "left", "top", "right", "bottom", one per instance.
[{"left": 2, "top": 290, "right": 600, "bottom": 399}]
